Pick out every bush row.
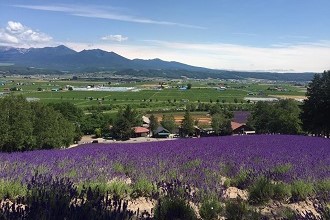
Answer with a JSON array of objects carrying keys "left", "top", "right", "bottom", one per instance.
[
  {"left": 225, "top": 172, "right": 330, "bottom": 205},
  {"left": 1, "top": 175, "right": 329, "bottom": 220}
]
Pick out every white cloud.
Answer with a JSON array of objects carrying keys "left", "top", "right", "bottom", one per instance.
[
  {"left": 64, "top": 40, "right": 330, "bottom": 72},
  {"left": 14, "top": 4, "right": 205, "bottom": 29},
  {"left": 0, "top": 21, "right": 52, "bottom": 47},
  {"left": 101, "top": 35, "right": 128, "bottom": 42},
  {"left": 6, "top": 21, "right": 24, "bottom": 33}
]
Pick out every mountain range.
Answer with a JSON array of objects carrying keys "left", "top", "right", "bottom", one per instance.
[{"left": 0, "top": 45, "right": 316, "bottom": 81}]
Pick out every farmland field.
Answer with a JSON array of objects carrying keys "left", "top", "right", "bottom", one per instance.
[{"left": 0, "top": 77, "right": 307, "bottom": 110}]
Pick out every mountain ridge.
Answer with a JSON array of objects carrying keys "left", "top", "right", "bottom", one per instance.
[
  {"left": 0, "top": 45, "right": 201, "bottom": 71},
  {"left": 0, "top": 45, "right": 317, "bottom": 81}
]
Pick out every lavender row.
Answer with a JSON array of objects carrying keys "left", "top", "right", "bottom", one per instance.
[{"left": 0, "top": 135, "right": 329, "bottom": 191}]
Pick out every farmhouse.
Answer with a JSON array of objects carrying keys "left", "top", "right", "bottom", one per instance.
[
  {"left": 153, "top": 126, "right": 171, "bottom": 138},
  {"left": 231, "top": 122, "right": 254, "bottom": 135},
  {"left": 133, "top": 127, "right": 149, "bottom": 138}
]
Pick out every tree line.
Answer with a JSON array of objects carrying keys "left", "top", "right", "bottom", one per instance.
[
  {"left": 247, "top": 99, "right": 302, "bottom": 134},
  {"left": 0, "top": 95, "right": 117, "bottom": 152},
  {"left": 248, "top": 70, "right": 330, "bottom": 137},
  {"left": 0, "top": 96, "right": 77, "bottom": 152}
]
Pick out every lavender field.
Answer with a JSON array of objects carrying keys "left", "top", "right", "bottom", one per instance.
[{"left": 0, "top": 135, "right": 329, "bottom": 192}]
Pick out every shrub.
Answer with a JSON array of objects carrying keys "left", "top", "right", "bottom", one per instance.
[
  {"left": 223, "top": 179, "right": 231, "bottom": 188},
  {"left": 0, "top": 180, "right": 27, "bottom": 199},
  {"left": 272, "top": 163, "right": 292, "bottom": 175},
  {"left": 26, "top": 174, "right": 77, "bottom": 219},
  {"left": 225, "top": 199, "right": 265, "bottom": 220},
  {"left": 219, "top": 162, "right": 236, "bottom": 177},
  {"left": 314, "top": 179, "right": 330, "bottom": 200},
  {"left": 225, "top": 199, "right": 249, "bottom": 220},
  {"left": 291, "top": 180, "right": 314, "bottom": 202},
  {"left": 113, "top": 161, "right": 125, "bottom": 173},
  {"left": 271, "top": 163, "right": 292, "bottom": 181},
  {"left": 78, "top": 180, "right": 132, "bottom": 199},
  {"left": 199, "top": 198, "right": 223, "bottom": 220},
  {"left": 112, "top": 161, "right": 134, "bottom": 176},
  {"left": 132, "top": 178, "right": 156, "bottom": 198},
  {"left": 107, "top": 180, "right": 132, "bottom": 199},
  {"left": 157, "top": 179, "right": 197, "bottom": 202},
  {"left": 154, "top": 196, "right": 197, "bottom": 220},
  {"left": 272, "top": 182, "right": 291, "bottom": 201},
  {"left": 248, "top": 177, "right": 274, "bottom": 205},
  {"left": 0, "top": 174, "right": 135, "bottom": 220},
  {"left": 281, "top": 207, "right": 296, "bottom": 220},
  {"left": 230, "top": 169, "right": 252, "bottom": 189}
]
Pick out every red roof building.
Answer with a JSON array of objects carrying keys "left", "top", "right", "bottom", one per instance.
[
  {"left": 133, "top": 127, "right": 149, "bottom": 137},
  {"left": 231, "top": 122, "right": 254, "bottom": 135}
]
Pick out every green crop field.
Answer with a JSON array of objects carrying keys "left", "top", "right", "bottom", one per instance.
[{"left": 0, "top": 77, "right": 307, "bottom": 112}]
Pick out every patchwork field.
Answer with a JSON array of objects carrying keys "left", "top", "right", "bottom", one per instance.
[{"left": 0, "top": 78, "right": 307, "bottom": 110}]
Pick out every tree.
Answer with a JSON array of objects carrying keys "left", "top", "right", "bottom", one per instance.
[
  {"left": 181, "top": 110, "right": 194, "bottom": 137},
  {"left": 0, "top": 95, "right": 76, "bottom": 152},
  {"left": 149, "top": 114, "right": 159, "bottom": 134},
  {"left": 187, "top": 83, "right": 192, "bottom": 89},
  {"left": 247, "top": 99, "right": 302, "bottom": 134},
  {"left": 94, "top": 128, "right": 102, "bottom": 138},
  {"left": 273, "top": 99, "right": 302, "bottom": 134},
  {"left": 48, "top": 102, "right": 84, "bottom": 141},
  {"left": 31, "top": 102, "right": 75, "bottom": 149},
  {"left": 111, "top": 105, "right": 140, "bottom": 140},
  {"left": 211, "top": 113, "right": 232, "bottom": 135},
  {"left": 49, "top": 102, "right": 84, "bottom": 123},
  {"left": 210, "top": 104, "right": 233, "bottom": 118},
  {"left": 0, "top": 95, "right": 35, "bottom": 152},
  {"left": 247, "top": 102, "right": 272, "bottom": 133},
  {"left": 80, "top": 112, "right": 105, "bottom": 135},
  {"left": 111, "top": 114, "right": 132, "bottom": 140},
  {"left": 161, "top": 114, "right": 176, "bottom": 133},
  {"left": 301, "top": 71, "right": 330, "bottom": 137},
  {"left": 122, "top": 105, "right": 141, "bottom": 127}
]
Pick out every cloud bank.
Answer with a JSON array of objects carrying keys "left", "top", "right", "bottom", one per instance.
[
  {"left": 65, "top": 40, "right": 330, "bottom": 72},
  {"left": 0, "top": 21, "right": 52, "bottom": 47}
]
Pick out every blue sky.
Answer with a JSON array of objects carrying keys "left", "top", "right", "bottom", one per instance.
[{"left": 0, "top": 0, "right": 330, "bottom": 72}]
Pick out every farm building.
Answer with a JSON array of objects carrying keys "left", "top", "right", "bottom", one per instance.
[
  {"left": 244, "top": 97, "right": 278, "bottom": 102},
  {"left": 199, "top": 122, "right": 254, "bottom": 136},
  {"left": 200, "top": 128, "right": 215, "bottom": 137},
  {"left": 133, "top": 127, "right": 149, "bottom": 138},
  {"left": 231, "top": 122, "right": 254, "bottom": 135},
  {"left": 153, "top": 127, "right": 171, "bottom": 138}
]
